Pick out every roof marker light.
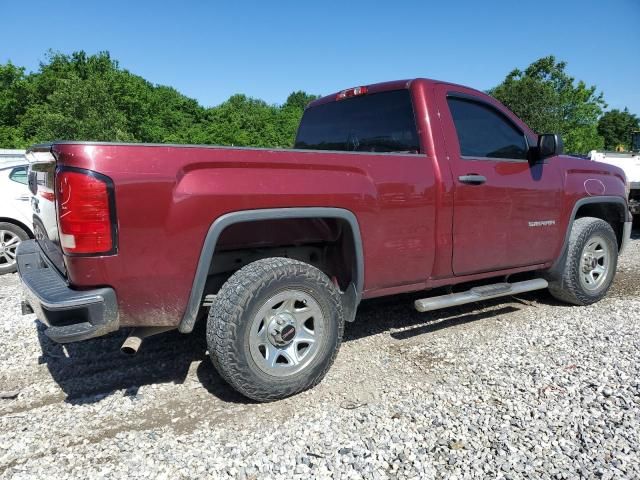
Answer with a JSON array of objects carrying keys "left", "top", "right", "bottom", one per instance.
[{"left": 336, "top": 86, "right": 368, "bottom": 101}]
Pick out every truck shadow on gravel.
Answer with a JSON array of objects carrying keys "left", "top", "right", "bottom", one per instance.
[
  {"left": 346, "top": 292, "right": 526, "bottom": 342},
  {"left": 35, "top": 321, "right": 250, "bottom": 406},
  {"left": 35, "top": 292, "right": 538, "bottom": 406}
]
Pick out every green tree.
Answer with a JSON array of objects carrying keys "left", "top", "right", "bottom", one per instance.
[
  {"left": 19, "top": 51, "right": 134, "bottom": 143},
  {"left": 0, "top": 50, "right": 318, "bottom": 149},
  {"left": 205, "top": 94, "right": 280, "bottom": 147},
  {"left": 489, "top": 56, "right": 606, "bottom": 154},
  {"left": 283, "top": 91, "right": 319, "bottom": 110},
  {"left": 0, "top": 50, "right": 212, "bottom": 146},
  {"left": 0, "top": 62, "right": 29, "bottom": 148},
  {"left": 204, "top": 92, "right": 317, "bottom": 148},
  {"left": 597, "top": 108, "right": 639, "bottom": 151}
]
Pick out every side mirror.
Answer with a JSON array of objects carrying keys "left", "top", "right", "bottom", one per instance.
[{"left": 537, "top": 134, "right": 564, "bottom": 159}]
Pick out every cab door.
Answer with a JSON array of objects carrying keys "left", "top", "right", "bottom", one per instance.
[{"left": 435, "top": 86, "right": 563, "bottom": 276}]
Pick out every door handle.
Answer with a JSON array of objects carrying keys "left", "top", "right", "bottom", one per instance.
[
  {"left": 18, "top": 195, "right": 30, "bottom": 201},
  {"left": 458, "top": 174, "right": 487, "bottom": 185}
]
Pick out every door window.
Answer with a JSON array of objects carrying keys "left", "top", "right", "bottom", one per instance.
[
  {"left": 9, "top": 166, "right": 28, "bottom": 185},
  {"left": 447, "top": 97, "right": 528, "bottom": 160}
]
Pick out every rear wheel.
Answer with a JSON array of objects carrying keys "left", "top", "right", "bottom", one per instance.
[
  {"left": 548, "top": 217, "right": 618, "bottom": 305},
  {"left": 0, "top": 223, "right": 29, "bottom": 275},
  {"left": 207, "top": 257, "right": 344, "bottom": 401}
]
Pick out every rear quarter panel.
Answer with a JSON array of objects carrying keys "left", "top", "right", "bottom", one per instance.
[{"left": 53, "top": 143, "right": 439, "bottom": 327}]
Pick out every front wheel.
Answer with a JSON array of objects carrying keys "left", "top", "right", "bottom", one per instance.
[
  {"left": 548, "top": 217, "right": 618, "bottom": 305},
  {"left": 207, "top": 258, "right": 344, "bottom": 401}
]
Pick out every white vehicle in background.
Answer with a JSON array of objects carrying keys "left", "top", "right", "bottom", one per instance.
[
  {"left": 590, "top": 132, "right": 640, "bottom": 217},
  {"left": 0, "top": 151, "right": 33, "bottom": 274}
]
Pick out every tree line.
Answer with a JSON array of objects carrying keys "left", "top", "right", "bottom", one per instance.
[
  {"left": 1, "top": 51, "right": 638, "bottom": 153},
  {"left": 0, "top": 51, "right": 318, "bottom": 150}
]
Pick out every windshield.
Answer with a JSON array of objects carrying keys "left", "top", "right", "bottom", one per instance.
[{"left": 295, "top": 89, "right": 420, "bottom": 154}]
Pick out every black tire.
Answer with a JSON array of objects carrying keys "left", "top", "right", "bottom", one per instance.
[
  {"left": 207, "top": 257, "right": 344, "bottom": 402},
  {"left": 0, "top": 222, "right": 29, "bottom": 275},
  {"left": 548, "top": 217, "right": 618, "bottom": 305}
]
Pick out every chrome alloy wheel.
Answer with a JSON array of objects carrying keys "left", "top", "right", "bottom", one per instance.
[
  {"left": 0, "top": 230, "right": 20, "bottom": 267},
  {"left": 249, "top": 290, "right": 326, "bottom": 377},
  {"left": 579, "top": 234, "right": 611, "bottom": 291}
]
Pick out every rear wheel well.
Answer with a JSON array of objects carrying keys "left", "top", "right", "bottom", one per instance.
[
  {"left": 203, "top": 217, "right": 359, "bottom": 297},
  {"left": 0, "top": 218, "right": 33, "bottom": 238},
  {"left": 574, "top": 202, "right": 626, "bottom": 250}
]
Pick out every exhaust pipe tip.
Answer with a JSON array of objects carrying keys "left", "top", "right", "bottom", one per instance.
[
  {"left": 120, "top": 327, "right": 175, "bottom": 356},
  {"left": 21, "top": 301, "right": 34, "bottom": 316},
  {"left": 120, "top": 335, "right": 143, "bottom": 356}
]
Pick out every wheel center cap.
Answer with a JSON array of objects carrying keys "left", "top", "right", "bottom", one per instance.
[
  {"left": 280, "top": 325, "right": 296, "bottom": 342},
  {"left": 269, "top": 313, "right": 296, "bottom": 346},
  {"left": 583, "top": 255, "right": 597, "bottom": 272}
]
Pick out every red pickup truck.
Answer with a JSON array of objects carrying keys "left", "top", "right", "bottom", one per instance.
[{"left": 18, "top": 79, "right": 632, "bottom": 401}]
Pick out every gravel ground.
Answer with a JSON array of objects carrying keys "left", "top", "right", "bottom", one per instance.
[{"left": 1, "top": 232, "right": 639, "bottom": 479}]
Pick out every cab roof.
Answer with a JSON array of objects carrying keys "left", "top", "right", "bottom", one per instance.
[{"left": 306, "top": 78, "right": 487, "bottom": 109}]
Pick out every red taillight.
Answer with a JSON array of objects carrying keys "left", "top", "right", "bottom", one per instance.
[
  {"left": 56, "top": 170, "right": 115, "bottom": 254},
  {"left": 336, "top": 86, "right": 368, "bottom": 101}
]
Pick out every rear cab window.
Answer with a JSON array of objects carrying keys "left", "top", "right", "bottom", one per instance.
[
  {"left": 447, "top": 96, "right": 528, "bottom": 160},
  {"left": 295, "top": 89, "right": 420, "bottom": 154}
]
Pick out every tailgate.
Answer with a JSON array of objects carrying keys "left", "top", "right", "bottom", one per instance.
[{"left": 26, "top": 145, "right": 67, "bottom": 276}]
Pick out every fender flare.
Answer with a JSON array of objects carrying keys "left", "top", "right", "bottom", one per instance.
[
  {"left": 178, "top": 207, "right": 364, "bottom": 333},
  {"left": 548, "top": 195, "right": 629, "bottom": 276}
]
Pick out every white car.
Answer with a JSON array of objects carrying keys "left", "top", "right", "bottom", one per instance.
[{"left": 0, "top": 163, "right": 33, "bottom": 274}]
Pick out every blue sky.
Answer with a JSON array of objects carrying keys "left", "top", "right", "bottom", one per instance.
[{"left": 2, "top": 0, "right": 639, "bottom": 114}]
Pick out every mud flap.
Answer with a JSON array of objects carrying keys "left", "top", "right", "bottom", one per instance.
[{"left": 341, "top": 283, "right": 359, "bottom": 323}]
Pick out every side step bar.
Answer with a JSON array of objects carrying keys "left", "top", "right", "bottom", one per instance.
[{"left": 414, "top": 278, "right": 548, "bottom": 313}]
